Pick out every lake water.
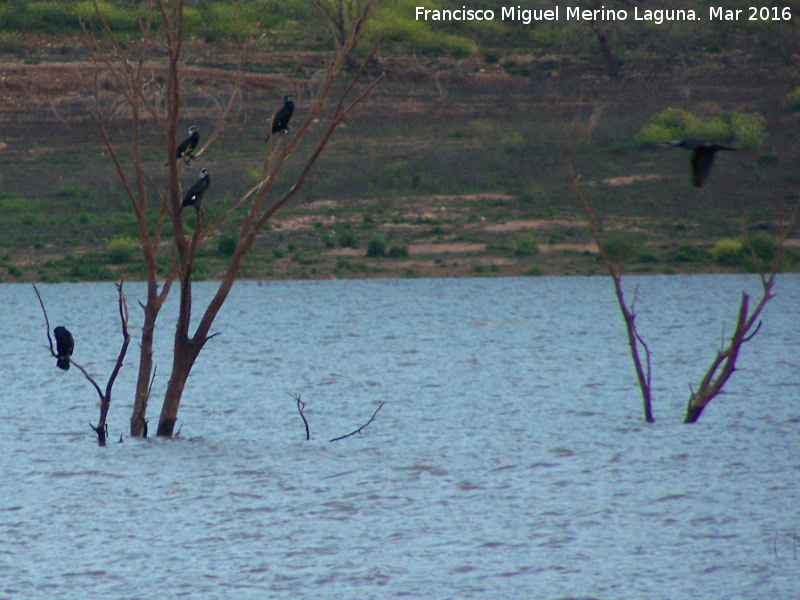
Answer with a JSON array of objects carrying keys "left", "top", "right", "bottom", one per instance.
[{"left": 1, "top": 275, "right": 798, "bottom": 599}]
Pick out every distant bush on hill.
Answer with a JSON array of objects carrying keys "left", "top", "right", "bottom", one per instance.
[
  {"left": 0, "top": 0, "right": 797, "bottom": 66},
  {"left": 783, "top": 86, "right": 800, "bottom": 112},
  {"left": 636, "top": 108, "right": 766, "bottom": 149},
  {"left": 711, "top": 239, "right": 743, "bottom": 266},
  {"left": 106, "top": 234, "right": 139, "bottom": 264}
]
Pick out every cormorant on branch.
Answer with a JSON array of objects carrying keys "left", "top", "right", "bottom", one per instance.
[
  {"left": 181, "top": 167, "right": 210, "bottom": 212},
  {"left": 167, "top": 125, "right": 199, "bottom": 166},
  {"left": 265, "top": 96, "right": 294, "bottom": 142},
  {"left": 53, "top": 326, "right": 74, "bottom": 371},
  {"left": 667, "top": 140, "right": 737, "bottom": 187}
]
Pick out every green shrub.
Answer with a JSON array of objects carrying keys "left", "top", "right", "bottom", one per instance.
[
  {"left": 513, "top": 233, "right": 539, "bottom": 257},
  {"left": 723, "top": 112, "right": 767, "bottom": 150},
  {"left": 783, "top": 86, "right": 800, "bottom": 112},
  {"left": 370, "top": 1, "right": 476, "bottom": 57},
  {"left": 637, "top": 107, "right": 766, "bottom": 149},
  {"left": 0, "top": 31, "right": 21, "bottom": 52},
  {"left": 525, "top": 265, "right": 545, "bottom": 276},
  {"left": 335, "top": 256, "right": 369, "bottom": 274},
  {"left": 106, "top": 234, "right": 139, "bottom": 264},
  {"left": 2, "top": 1, "right": 276, "bottom": 38},
  {"left": 385, "top": 159, "right": 411, "bottom": 186},
  {"left": 710, "top": 239, "right": 742, "bottom": 266},
  {"left": 338, "top": 230, "right": 357, "bottom": 248},
  {"left": 501, "top": 132, "right": 526, "bottom": 153},
  {"left": 78, "top": 1, "right": 139, "bottom": 31},
  {"left": 744, "top": 231, "right": 779, "bottom": 269},
  {"left": 520, "top": 183, "right": 547, "bottom": 205},
  {"left": 68, "top": 256, "right": 114, "bottom": 281},
  {"left": 366, "top": 236, "right": 387, "bottom": 257},
  {"left": 192, "top": 258, "right": 210, "bottom": 281},
  {"left": 216, "top": 234, "right": 237, "bottom": 257},
  {"left": 601, "top": 234, "right": 643, "bottom": 263},
  {"left": 384, "top": 159, "right": 426, "bottom": 189},
  {"left": 188, "top": 3, "right": 247, "bottom": 41},
  {"left": 669, "top": 244, "right": 709, "bottom": 263},
  {"left": 387, "top": 245, "right": 409, "bottom": 259}
]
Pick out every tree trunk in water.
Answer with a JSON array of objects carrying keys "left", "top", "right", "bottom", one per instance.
[
  {"left": 156, "top": 339, "right": 198, "bottom": 437},
  {"left": 684, "top": 404, "right": 705, "bottom": 424},
  {"left": 130, "top": 272, "right": 171, "bottom": 437},
  {"left": 131, "top": 303, "right": 157, "bottom": 437},
  {"left": 156, "top": 262, "right": 201, "bottom": 438}
]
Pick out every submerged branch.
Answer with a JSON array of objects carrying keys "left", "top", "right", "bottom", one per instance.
[
  {"left": 292, "top": 393, "right": 310, "bottom": 441},
  {"left": 32, "top": 282, "right": 56, "bottom": 359},
  {"left": 330, "top": 403, "right": 385, "bottom": 442}
]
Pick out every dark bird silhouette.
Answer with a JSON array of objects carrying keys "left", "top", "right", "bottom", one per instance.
[
  {"left": 166, "top": 125, "right": 199, "bottom": 166},
  {"left": 53, "top": 326, "right": 74, "bottom": 371},
  {"left": 265, "top": 96, "right": 295, "bottom": 142},
  {"left": 181, "top": 167, "right": 210, "bottom": 212},
  {"left": 667, "top": 140, "right": 737, "bottom": 187}
]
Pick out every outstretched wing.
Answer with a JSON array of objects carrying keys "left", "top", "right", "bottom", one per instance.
[{"left": 691, "top": 147, "right": 716, "bottom": 187}]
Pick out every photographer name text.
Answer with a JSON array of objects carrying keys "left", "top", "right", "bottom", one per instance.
[{"left": 415, "top": 6, "right": 794, "bottom": 25}]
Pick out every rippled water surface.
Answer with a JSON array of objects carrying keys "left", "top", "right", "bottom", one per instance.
[{"left": 1, "top": 275, "right": 798, "bottom": 599}]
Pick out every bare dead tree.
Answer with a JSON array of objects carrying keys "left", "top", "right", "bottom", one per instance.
[
  {"left": 561, "top": 123, "right": 654, "bottom": 422},
  {"left": 83, "top": 0, "right": 178, "bottom": 437},
  {"left": 33, "top": 282, "right": 131, "bottom": 446},
  {"left": 330, "top": 402, "right": 385, "bottom": 442},
  {"left": 85, "top": 1, "right": 383, "bottom": 437},
  {"left": 562, "top": 101, "right": 800, "bottom": 424},
  {"left": 311, "top": 0, "right": 373, "bottom": 70},
  {"left": 90, "top": 282, "right": 131, "bottom": 445},
  {"left": 684, "top": 201, "right": 800, "bottom": 422},
  {"left": 292, "top": 393, "right": 310, "bottom": 441}
]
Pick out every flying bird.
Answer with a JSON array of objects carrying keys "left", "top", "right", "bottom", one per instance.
[
  {"left": 265, "top": 95, "right": 295, "bottom": 142},
  {"left": 166, "top": 125, "right": 199, "bottom": 166},
  {"left": 53, "top": 326, "right": 74, "bottom": 371},
  {"left": 181, "top": 167, "right": 210, "bottom": 213},
  {"left": 667, "top": 140, "right": 737, "bottom": 187}
]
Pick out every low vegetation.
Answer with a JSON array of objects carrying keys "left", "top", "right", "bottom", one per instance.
[{"left": 636, "top": 108, "right": 767, "bottom": 150}]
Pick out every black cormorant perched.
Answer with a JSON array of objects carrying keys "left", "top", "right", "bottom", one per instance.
[
  {"left": 181, "top": 167, "right": 210, "bottom": 212},
  {"left": 167, "top": 125, "right": 199, "bottom": 166},
  {"left": 53, "top": 326, "right": 73, "bottom": 371},
  {"left": 265, "top": 96, "right": 294, "bottom": 142},
  {"left": 667, "top": 140, "right": 737, "bottom": 187}
]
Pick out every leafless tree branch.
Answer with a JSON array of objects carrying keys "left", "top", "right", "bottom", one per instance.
[
  {"left": 34, "top": 281, "right": 130, "bottom": 444},
  {"left": 291, "top": 393, "right": 311, "bottom": 441},
  {"left": 560, "top": 112, "right": 654, "bottom": 422},
  {"left": 684, "top": 192, "right": 800, "bottom": 422},
  {"left": 32, "top": 282, "right": 56, "bottom": 359},
  {"left": 330, "top": 402, "right": 385, "bottom": 442}
]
